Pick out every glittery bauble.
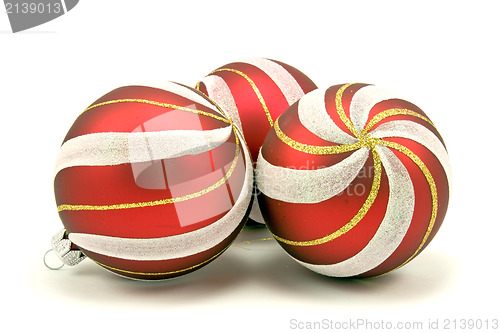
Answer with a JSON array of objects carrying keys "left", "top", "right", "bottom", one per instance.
[
  {"left": 196, "top": 58, "right": 317, "bottom": 223},
  {"left": 256, "top": 83, "right": 451, "bottom": 278},
  {"left": 54, "top": 83, "right": 253, "bottom": 280}
]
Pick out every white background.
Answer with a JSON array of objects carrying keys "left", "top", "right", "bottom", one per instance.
[{"left": 1, "top": 1, "right": 499, "bottom": 332}]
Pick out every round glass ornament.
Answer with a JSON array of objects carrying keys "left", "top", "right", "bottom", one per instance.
[
  {"left": 256, "top": 83, "right": 451, "bottom": 278},
  {"left": 53, "top": 82, "right": 253, "bottom": 280},
  {"left": 196, "top": 58, "right": 317, "bottom": 223}
]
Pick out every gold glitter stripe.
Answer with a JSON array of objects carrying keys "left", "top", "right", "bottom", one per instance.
[
  {"left": 81, "top": 241, "right": 233, "bottom": 277},
  {"left": 271, "top": 148, "right": 382, "bottom": 247},
  {"left": 194, "top": 86, "right": 233, "bottom": 124},
  {"left": 57, "top": 131, "right": 241, "bottom": 212},
  {"left": 363, "top": 108, "right": 435, "bottom": 134},
  {"left": 83, "top": 99, "right": 231, "bottom": 124},
  {"left": 378, "top": 140, "right": 438, "bottom": 271},
  {"left": 274, "top": 115, "right": 364, "bottom": 155},
  {"left": 210, "top": 68, "right": 274, "bottom": 127},
  {"left": 335, "top": 83, "right": 362, "bottom": 139}
]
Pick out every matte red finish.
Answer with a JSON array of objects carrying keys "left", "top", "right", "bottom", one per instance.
[
  {"left": 196, "top": 59, "right": 318, "bottom": 163},
  {"left": 258, "top": 84, "right": 450, "bottom": 277}
]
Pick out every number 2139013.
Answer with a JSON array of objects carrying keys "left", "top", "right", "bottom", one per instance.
[
  {"left": 5, "top": 2, "right": 62, "bottom": 14},
  {"left": 443, "top": 319, "right": 498, "bottom": 330}
]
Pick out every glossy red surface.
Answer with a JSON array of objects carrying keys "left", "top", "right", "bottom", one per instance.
[{"left": 54, "top": 85, "right": 250, "bottom": 279}]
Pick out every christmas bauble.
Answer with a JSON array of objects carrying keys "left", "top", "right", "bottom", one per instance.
[
  {"left": 256, "top": 83, "right": 451, "bottom": 278},
  {"left": 53, "top": 82, "right": 253, "bottom": 280},
  {"left": 196, "top": 58, "right": 317, "bottom": 223}
]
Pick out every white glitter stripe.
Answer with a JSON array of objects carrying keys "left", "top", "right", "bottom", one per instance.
[
  {"left": 68, "top": 129, "right": 254, "bottom": 261},
  {"left": 350, "top": 85, "right": 401, "bottom": 132},
  {"left": 241, "top": 58, "right": 305, "bottom": 106},
  {"left": 295, "top": 145, "right": 415, "bottom": 277},
  {"left": 144, "top": 81, "right": 222, "bottom": 116},
  {"left": 256, "top": 148, "right": 369, "bottom": 204},
  {"left": 249, "top": 192, "right": 265, "bottom": 224},
  {"left": 54, "top": 125, "right": 233, "bottom": 176},
  {"left": 370, "top": 120, "right": 452, "bottom": 188},
  {"left": 298, "top": 89, "right": 358, "bottom": 145},
  {"left": 200, "top": 75, "right": 243, "bottom": 132}
]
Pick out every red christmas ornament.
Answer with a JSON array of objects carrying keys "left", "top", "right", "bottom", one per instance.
[
  {"left": 256, "top": 83, "right": 451, "bottom": 278},
  {"left": 52, "top": 82, "right": 253, "bottom": 280},
  {"left": 196, "top": 58, "right": 317, "bottom": 223}
]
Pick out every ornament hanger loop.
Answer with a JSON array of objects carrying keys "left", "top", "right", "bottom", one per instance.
[{"left": 43, "top": 249, "right": 65, "bottom": 270}]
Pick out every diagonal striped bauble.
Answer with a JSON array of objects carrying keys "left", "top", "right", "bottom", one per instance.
[
  {"left": 196, "top": 58, "right": 317, "bottom": 223},
  {"left": 53, "top": 82, "right": 253, "bottom": 280},
  {"left": 256, "top": 83, "right": 451, "bottom": 278}
]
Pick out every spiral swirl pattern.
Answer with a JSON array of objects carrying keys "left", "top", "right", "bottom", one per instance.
[{"left": 256, "top": 83, "right": 451, "bottom": 277}]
